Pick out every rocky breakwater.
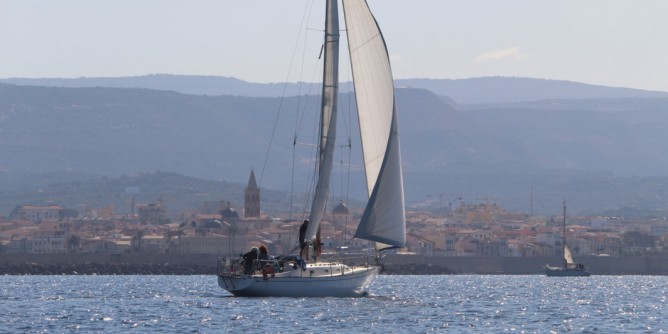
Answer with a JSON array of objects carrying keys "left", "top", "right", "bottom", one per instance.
[
  {"left": 0, "top": 262, "right": 454, "bottom": 275},
  {"left": 0, "top": 262, "right": 217, "bottom": 275},
  {"left": 381, "top": 263, "right": 455, "bottom": 275}
]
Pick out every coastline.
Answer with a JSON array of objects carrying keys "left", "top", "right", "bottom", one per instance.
[
  {"left": 0, "top": 262, "right": 454, "bottom": 275},
  {"left": 2, "top": 253, "right": 667, "bottom": 275}
]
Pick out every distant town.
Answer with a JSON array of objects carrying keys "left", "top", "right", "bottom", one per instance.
[{"left": 2, "top": 171, "right": 666, "bottom": 260}]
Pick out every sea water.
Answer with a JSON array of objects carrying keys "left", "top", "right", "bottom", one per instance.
[{"left": 1, "top": 275, "right": 666, "bottom": 333}]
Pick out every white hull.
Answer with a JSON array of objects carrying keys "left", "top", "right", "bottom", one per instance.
[
  {"left": 218, "top": 261, "right": 378, "bottom": 297},
  {"left": 544, "top": 265, "right": 591, "bottom": 277}
]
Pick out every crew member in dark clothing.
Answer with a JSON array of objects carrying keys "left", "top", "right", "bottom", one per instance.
[
  {"left": 258, "top": 245, "right": 269, "bottom": 261},
  {"left": 299, "top": 220, "right": 309, "bottom": 259},
  {"left": 313, "top": 227, "right": 322, "bottom": 262},
  {"left": 242, "top": 247, "right": 259, "bottom": 275}
]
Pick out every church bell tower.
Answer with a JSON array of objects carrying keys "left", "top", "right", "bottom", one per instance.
[{"left": 244, "top": 170, "right": 260, "bottom": 218}]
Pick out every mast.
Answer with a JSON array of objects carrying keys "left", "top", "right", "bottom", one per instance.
[
  {"left": 530, "top": 184, "right": 533, "bottom": 217},
  {"left": 305, "top": 0, "right": 340, "bottom": 241},
  {"left": 562, "top": 200, "right": 567, "bottom": 267}
]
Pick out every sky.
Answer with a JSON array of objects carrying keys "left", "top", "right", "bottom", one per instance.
[{"left": 2, "top": 0, "right": 668, "bottom": 92}]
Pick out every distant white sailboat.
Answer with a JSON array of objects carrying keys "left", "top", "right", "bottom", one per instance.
[
  {"left": 545, "top": 202, "right": 590, "bottom": 277},
  {"left": 217, "top": 0, "right": 406, "bottom": 297}
]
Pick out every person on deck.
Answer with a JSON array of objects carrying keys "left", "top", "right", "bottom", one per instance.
[
  {"left": 299, "top": 220, "right": 309, "bottom": 259},
  {"left": 242, "top": 247, "right": 259, "bottom": 275},
  {"left": 258, "top": 245, "right": 269, "bottom": 261},
  {"left": 313, "top": 227, "right": 322, "bottom": 262}
]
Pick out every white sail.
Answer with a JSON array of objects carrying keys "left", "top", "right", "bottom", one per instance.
[
  {"left": 564, "top": 245, "right": 574, "bottom": 265},
  {"left": 344, "top": 0, "right": 406, "bottom": 249},
  {"left": 562, "top": 202, "right": 574, "bottom": 265},
  {"left": 305, "top": 0, "right": 340, "bottom": 241}
]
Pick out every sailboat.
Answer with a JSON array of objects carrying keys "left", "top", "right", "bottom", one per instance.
[
  {"left": 545, "top": 202, "right": 590, "bottom": 277},
  {"left": 217, "top": 0, "right": 406, "bottom": 297}
]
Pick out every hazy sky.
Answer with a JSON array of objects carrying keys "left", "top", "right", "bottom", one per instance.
[{"left": 2, "top": 0, "right": 667, "bottom": 92}]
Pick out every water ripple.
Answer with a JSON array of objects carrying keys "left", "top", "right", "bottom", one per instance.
[{"left": 0, "top": 275, "right": 667, "bottom": 332}]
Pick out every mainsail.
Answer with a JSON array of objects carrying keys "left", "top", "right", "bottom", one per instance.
[
  {"left": 344, "top": 0, "right": 406, "bottom": 249},
  {"left": 305, "top": 0, "right": 340, "bottom": 241},
  {"left": 305, "top": 0, "right": 405, "bottom": 250}
]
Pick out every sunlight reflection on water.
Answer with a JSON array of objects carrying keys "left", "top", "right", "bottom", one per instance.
[{"left": 0, "top": 275, "right": 666, "bottom": 332}]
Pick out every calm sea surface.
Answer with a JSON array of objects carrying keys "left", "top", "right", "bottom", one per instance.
[{"left": 1, "top": 275, "right": 666, "bottom": 333}]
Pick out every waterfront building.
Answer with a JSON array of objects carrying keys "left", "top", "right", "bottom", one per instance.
[
  {"left": 10, "top": 205, "right": 64, "bottom": 223},
  {"left": 137, "top": 202, "right": 168, "bottom": 225}
]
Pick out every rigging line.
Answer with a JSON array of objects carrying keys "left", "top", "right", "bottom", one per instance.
[
  {"left": 295, "top": 47, "right": 324, "bottom": 218},
  {"left": 348, "top": 33, "right": 382, "bottom": 54},
  {"left": 291, "top": 55, "right": 322, "bottom": 219},
  {"left": 337, "top": 28, "right": 353, "bottom": 151},
  {"left": 335, "top": 87, "right": 352, "bottom": 204},
  {"left": 295, "top": 0, "right": 316, "bottom": 136},
  {"left": 344, "top": 76, "right": 354, "bottom": 246},
  {"left": 294, "top": 58, "right": 321, "bottom": 143},
  {"left": 295, "top": 3, "right": 325, "bottom": 137},
  {"left": 291, "top": 0, "right": 316, "bottom": 222},
  {"left": 344, "top": 136, "right": 353, "bottom": 245},
  {"left": 289, "top": 133, "right": 297, "bottom": 222},
  {"left": 296, "top": 75, "right": 322, "bottom": 220},
  {"left": 302, "top": 97, "right": 320, "bottom": 219},
  {"left": 295, "top": 142, "right": 318, "bottom": 147},
  {"left": 258, "top": 0, "right": 312, "bottom": 189},
  {"left": 337, "top": 92, "right": 352, "bottom": 146}
]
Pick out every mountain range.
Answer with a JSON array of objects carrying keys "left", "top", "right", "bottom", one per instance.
[
  {"left": 4, "top": 74, "right": 668, "bottom": 103},
  {"left": 2, "top": 75, "right": 668, "bottom": 217}
]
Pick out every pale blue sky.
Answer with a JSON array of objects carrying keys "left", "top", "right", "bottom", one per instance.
[{"left": 2, "top": 0, "right": 667, "bottom": 92}]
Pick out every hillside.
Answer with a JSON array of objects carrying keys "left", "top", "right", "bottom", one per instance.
[
  {"left": 0, "top": 171, "right": 294, "bottom": 219},
  {"left": 399, "top": 77, "right": 668, "bottom": 104},
  {"left": 4, "top": 75, "right": 668, "bottom": 104},
  {"left": 3, "top": 81, "right": 668, "bottom": 215}
]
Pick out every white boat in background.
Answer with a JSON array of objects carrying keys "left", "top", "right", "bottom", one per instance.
[
  {"left": 545, "top": 202, "right": 590, "bottom": 277},
  {"left": 217, "top": 0, "right": 406, "bottom": 297}
]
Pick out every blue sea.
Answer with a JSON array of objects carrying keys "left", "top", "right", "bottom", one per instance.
[{"left": 1, "top": 275, "right": 666, "bottom": 333}]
